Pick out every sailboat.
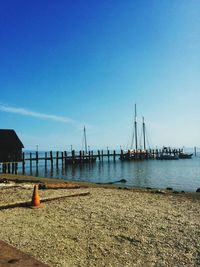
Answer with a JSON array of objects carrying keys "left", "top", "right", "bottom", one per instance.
[
  {"left": 81, "top": 126, "right": 97, "bottom": 163},
  {"left": 120, "top": 104, "right": 150, "bottom": 161},
  {"left": 66, "top": 126, "right": 97, "bottom": 164}
]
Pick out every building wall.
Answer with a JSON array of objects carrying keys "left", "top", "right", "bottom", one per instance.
[{"left": 0, "top": 148, "right": 23, "bottom": 162}]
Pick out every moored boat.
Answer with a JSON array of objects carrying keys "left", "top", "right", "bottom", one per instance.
[
  {"left": 156, "top": 153, "right": 179, "bottom": 160},
  {"left": 178, "top": 152, "right": 193, "bottom": 159},
  {"left": 120, "top": 104, "right": 153, "bottom": 161},
  {"left": 66, "top": 126, "right": 97, "bottom": 164}
]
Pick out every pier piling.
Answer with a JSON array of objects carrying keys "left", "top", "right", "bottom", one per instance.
[{"left": 0, "top": 147, "right": 193, "bottom": 175}]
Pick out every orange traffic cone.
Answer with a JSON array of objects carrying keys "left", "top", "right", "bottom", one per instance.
[{"left": 31, "top": 184, "right": 42, "bottom": 208}]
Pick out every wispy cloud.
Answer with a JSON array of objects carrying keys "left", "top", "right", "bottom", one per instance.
[{"left": 0, "top": 104, "right": 72, "bottom": 123}]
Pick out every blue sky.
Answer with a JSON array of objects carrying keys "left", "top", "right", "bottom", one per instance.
[{"left": 0, "top": 0, "right": 199, "bottom": 150}]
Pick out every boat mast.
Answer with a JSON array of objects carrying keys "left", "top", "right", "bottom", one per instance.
[
  {"left": 142, "top": 116, "right": 146, "bottom": 150},
  {"left": 130, "top": 129, "right": 134, "bottom": 150},
  {"left": 134, "top": 103, "right": 138, "bottom": 150},
  {"left": 84, "top": 126, "right": 88, "bottom": 154}
]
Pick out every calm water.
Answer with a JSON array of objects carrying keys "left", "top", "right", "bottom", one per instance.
[{"left": 18, "top": 151, "right": 200, "bottom": 192}]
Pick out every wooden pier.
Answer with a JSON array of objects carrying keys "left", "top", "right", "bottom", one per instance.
[{"left": 0, "top": 147, "right": 196, "bottom": 174}]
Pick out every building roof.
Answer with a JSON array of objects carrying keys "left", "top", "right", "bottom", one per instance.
[{"left": 0, "top": 129, "right": 24, "bottom": 148}]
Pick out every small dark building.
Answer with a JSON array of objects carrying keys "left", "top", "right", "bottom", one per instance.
[{"left": 0, "top": 129, "right": 24, "bottom": 162}]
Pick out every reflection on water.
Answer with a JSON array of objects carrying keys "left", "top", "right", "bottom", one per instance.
[{"left": 18, "top": 156, "right": 200, "bottom": 192}]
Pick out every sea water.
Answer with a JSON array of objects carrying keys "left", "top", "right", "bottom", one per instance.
[{"left": 18, "top": 151, "right": 200, "bottom": 192}]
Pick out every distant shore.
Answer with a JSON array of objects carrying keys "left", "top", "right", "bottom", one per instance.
[{"left": 0, "top": 174, "right": 200, "bottom": 266}]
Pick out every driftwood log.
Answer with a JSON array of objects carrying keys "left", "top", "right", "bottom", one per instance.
[{"left": 38, "top": 183, "right": 82, "bottom": 190}]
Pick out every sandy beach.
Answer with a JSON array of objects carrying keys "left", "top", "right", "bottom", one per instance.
[{"left": 0, "top": 176, "right": 200, "bottom": 267}]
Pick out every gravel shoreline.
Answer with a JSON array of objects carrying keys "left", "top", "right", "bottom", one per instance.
[{"left": 0, "top": 183, "right": 200, "bottom": 267}]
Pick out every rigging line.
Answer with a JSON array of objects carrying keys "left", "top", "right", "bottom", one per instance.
[
  {"left": 145, "top": 127, "right": 150, "bottom": 149},
  {"left": 130, "top": 124, "right": 135, "bottom": 150},
  {"left": 126, "top": 142, "right": 129, "bottom": 151},
  {"left": 142, "top": 117, "right": 146, "bottom": 150},
  {"left": 146, "top": 136, "right": 150, "bottom": 150},
  {"left": 126, "top": 135, "right": 130, "bottom": 151},
  {"left": 134, "top": 103, "right": 138, "bottom": 150},
  {"left": 81, "top": 133, "right": 84, "bottom": 151},
  {"left": 84, "top": 126, "right": 88, "bottom": 154},
  {"left": 125, "top": 116, "right": 135, "bottom": 150},
  {"left": 81, "top": 128, "right": 85, "bottom": 151},
  {"left": 145, "top": 127, "right": 153, "bottom": 149},
  {"left": 139, "top": 125, "right": 143, "bottom": 149}
]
